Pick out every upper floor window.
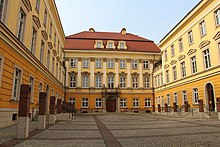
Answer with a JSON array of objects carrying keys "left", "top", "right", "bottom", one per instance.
[
  {"left": 164, "top": 50, "right": 168, "bottom": 61},
  {"left": 70, "top": 73, "right": 76, "bottom": 88},
  {"left": 35, "top": 0, "right": 40, "bottom": 12},
  {"left": 52, "top": 56, "right": 55, "bottom": 74},
  {"left": 108, "top": 42, "right": 114, "bottom": 49},
  {"left": 145, "top": 98, "right": 151, "bottom": 107},
  {"left": 191, "top": 56, "right": 197, "bottom": 74},
  {"left": 171, "top": 45, "right": 175, "bottom": 57},
  {"left": 166, "top": 70, "right": 169, "bottom": 83},
  {"left": 30, "top": 28, "right": 37, "bottom": 54},
  {"left": 161, "top": 73, "right": 163, "bottom": 86},
  {"left": 188, "top": 30, "right": 194, "bottom": 45},
  {"left": 108, "top": 60, "right": 114, "bottom": 68},
  {"left": 83, "top": 59, "right": 89, "bottom": 68},
  {"left": 144, "top": 76, "right": 150, "bottom": 88},
  {"left": 12, "top": 68, "right": 21, "bottom": 100},
  {"left": 172, "top": 66, "right": 177, "bottom": 81},
  {"left": 95, "top": 59, "right": 102, "bottom": 68},
  {"left": 17, "top": 8, "right": 26, "bottom": 41},
  {"left": 119, "top": 42, "right": 125, "bottom": 49},
  {"left": 120, "top": 60, "right": 126, "bottom": 68},
  {"left": 46, "top": 49, "right": 50, "bottom": 69},
  {"left": 132, "top": 60, "right": 138, "bottom": 69},
  {"left": 54, "top": 33, "right": 56, "bottom": 47},
  {"left": 29, "top": 76, "right": 34, "bottom": 102},
  {"left": 132, "top": 76, "right": 138, "bottom": 88},
  {"left": 82, "top": 74, "right": 89, "bottom": 88},
  {"left": 181, "top": 61, "right": 186, "bottom": 78},
  {"left": 97, "top": 42, "right": 102, "bottom": 48},
  {"left": 43, "top": 9, "right": 47, "bottom": 27},
  {"left": 215, "top": 8, "right": 220, "bottom": 26},
  {"left": 143, "top": 60, "right": 149, "bottom": 69},
  {"left": 108, "top": 74, "right": 114, "bottom": 88},
  {"left": 178, "top": 38, "right": 183, "bottom": 52},
  {"left": 120, "top": 75, "right": 126, "bottom": 88},
  {"left": 203, "top": 49, "right": 211, "bottom": 69},
  {"left": 40, "top": 41, "right": 45, "bottom": 63},
  {"left": 200, "top": 20, "right": 206, "bottom": 36},
  {"left": 95, "top": 74, "right": 102, "bottom": 88},
  {"left": 70, "top": 58, "right": 77, "bottom": 68},
  {"left": 49, "top": 22, "right": 52, "bottom": 38},
  {"left": 0, "top": 0, "right": 6, "bottom": 21}
]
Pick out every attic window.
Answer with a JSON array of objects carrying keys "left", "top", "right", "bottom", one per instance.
[
  {"left": 109, "top": 42, "right": 113, "bottom": 48},
  {"left": 97, "top": 42, "right": 101, "bottom": 48},
  {"left": 107, "top": 40, "right": 115, "bottom": 49},
  {"left": 120, "top": 42, "right": 125, "bottom": 49}
]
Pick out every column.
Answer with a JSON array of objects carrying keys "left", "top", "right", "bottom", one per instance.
[
  {"left": 49, "top": 96, "right": 56, "bottom": 124},
  {"left": 90, "top": 58, "right": 95, "bottom": 88},
  {"left": 115, "top": 58, "right": 119, "bottom": 87},
  {"left": 184, "top": 101, "right": 189, "bottom": 112},
  {"left": 17, "top": 85, "right": 31, "bottom": 139},
  {"left": 173, "top": 102, "right": 177, "bottom": 112},
  {"left": 102, "top": 95, "right": 106, "bottom": 113},
  {"left": 38, "top": 92, "right": 47, "bottom": 129},
  {"left": 216, "top": 98, "right": 220, "bottom": 120},
  {"left": 77, "top": 58, "right": 82, "bottom": 87},
  {"left": 56, "top": 99, "right": 62, "bottom": 120},
  {"left": 158, "top": 104, "right": 161, "bottom": 113},
  {"left": 138, "top": 59, "right": 143, "bottom": 88},
  {"left": 65, "top": 58, "right": 69, "bottom": 87},
  {"left": 126, "top": 59, "right": 131, "bottom": 88},
  {"left": 103, "top": 58, "right": 107, "bottom": 87}
]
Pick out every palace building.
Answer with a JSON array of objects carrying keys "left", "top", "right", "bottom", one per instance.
[
  {"left": 0, "top": 0, "right": 65, "bottom": 127},
  {"left": 64, "top": 28, "right": 161, "bottom": 113},
  {"left": 154, "top": 0, "right": 220, "bottom": 113}
]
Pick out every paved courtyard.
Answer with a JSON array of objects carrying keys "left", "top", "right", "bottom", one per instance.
[{"left": 1, "top": 113, "right": 220, "bottom": 147}]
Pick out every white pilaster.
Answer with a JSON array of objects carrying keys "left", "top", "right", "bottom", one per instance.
[
  {"left": 103, "top": 59, "right": 107, "bottom": 87},
  {"left": 90, "top": 59, "right": 95, "bottom": 87},
  {"left": 65, "top": 60, "right": 69, "bottom": 87},
  {"left": 139, "top": 60, "right": 143, "bottom": 88},
  {"left": 77, "top": 60, "right": 82, "bottom": 87},
  {"left": 126, "top": 59, "right": 131, "bottom": 88},
  {"left": 115, "top": 59, "right": 119, "bottom": 87}
]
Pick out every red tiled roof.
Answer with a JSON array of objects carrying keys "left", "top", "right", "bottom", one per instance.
[{"left": 65, "top": 31, "right": 161, "bottom": 53}]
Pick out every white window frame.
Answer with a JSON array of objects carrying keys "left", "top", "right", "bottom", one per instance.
[
  {"left": 131, "top": 60, "right": 138, "bottom": 69},
  {"left": 108, "top": 42, "right": 113, "bottom": 48},
  {"left": 191, "top": 56, "right": 197, "bottom": 74},
  {"left": 43, "top": 9, "right": 47, "bottom": 27},
  {"left": 82, "top": 74, "right": 89, "bottom": 88},
  {"left": 174, "top": 92, "right": 178, "bottom": 105},
  {"left": 30, "top": 27, "right": 37, "bottom": 54},
  {"left": 215, "top": 8, "right": 220, "bottom": 26},
  {"left": 120, "top": 98, "right": 126, "bottom": 108},
  {"left": 46, "top": 49, "right": 50, "bottom": 69},
  {"left": 200, "top": 20, "right": 206, "bottom": 36},
  {"left": 133, "top": 98, "right": 139, "bottom": 108},
  {"left": 70, "top": 58, "right": 77, "bottom": 68},
  {"left": 119, "top": 60, "right": 126, "bottom": 68},
  {"left": 17, "top": 8, "right": 26, "bottom": 41},
  {"left": 145, "top": 98, "right": 151, "bottom": 107},
  {"left": 70, "top": 73, "right": 76, "bottom": 88},
  {"left": 144, "top": 76, "right": 150, "bottom": 88},
  {"left": 203, "top": 49, "right": 211, "bottom": 69},
  {"left": 69, "top": 98, "right": 75, "bottom": 106},
  {"left": 119, "top": 42, "right": 125, "bottom": 49},
  {"left": 143, "top": 60, "right": 149, "bottom": 69},
  {"left": 95, "top": 59, "right": 102, "bottom": 68},
  {"left": 167, "top": 94, "right": 170, "bottom": 106},
  {"left": 12, "top": 67, "right": 22, "bottom": 101},
  {"left": 95, "top": 75, "right": 102, "bottom": 88},
  {"left": 29, "top": 76, "right": 34, "bottom": 102},
  {"left": 171, "top": 45, "right": 175, "bottom": 57},
  {"left": 181, "top": 61, "right": 186, "bottom": 78},
  {"left": 108, "top": 60, "right": 114, "bottom": 68},
  {"left": 82, "top": 98, "right": 88, "bottom": 108},
  {"left": 40, "top": 41, "right": 45, "bottom": 63},
  {"left": 132, "top": 76, "right": 138, "bottom": 88},
  {"left": 108, "top": 74, "right": 114, "bottom": 88},
  {"left": 164, "top": 50, "right": 168, "bottom": 61},
  {"left": 172, "top": 66, "right": 177, "bottom": 81},
  {"left": 120, "top": 75, "right": 126, "bottom": 88},
  {"left": 97, "top": 42, "right": 101, "bottom": 48},
  {"left": 178, "top": 38, "right": 184, "bottom": 52},
  {"left": 188, "top": 30, "right": 194, "bottom": 45},
  {"left": 193, "top": 88, "right": 199, "bottom": 104},
  {"left": 82, "top": 59, "right": 89, "bottom": 68},
  {"left": 182, "top": 90, "right": 187, "bottom": 105},
  {"left": 95, "top": 98, "right": 102, "bottom": 108},
  {"left": 166, "top": 70, "right": 169, "bottom": 83}
]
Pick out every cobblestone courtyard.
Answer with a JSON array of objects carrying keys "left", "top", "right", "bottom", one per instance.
[{"left": 1, "top": 113, "right": 220, "bottom": 147}]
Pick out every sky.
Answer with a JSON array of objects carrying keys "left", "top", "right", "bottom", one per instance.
[{"left": 55, "top": 0, "right": 201, "bottom": 44}]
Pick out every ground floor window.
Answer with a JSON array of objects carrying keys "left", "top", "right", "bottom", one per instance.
[
  {"left": 145, "top": 98, "right": 151, "bottom": 107},
  {"left": 133, "top": 98, "right": 139, "bottom": 108},
  {"left": 120, "top": 98, "right": 126, "bottom": 108},
  {"left": 69, "top": 98, "right": 75, "bottom": 106},
  {"left": 174, "top": 92, "right": 178, "bottom": 105},
  {"left": 82, "top": 98, "right": 88, "bottom": 108},
  {"left": 95, "top": 98, "right": 102, "bottom": 108},
  {"left": 182, "top": 90, "right": 187, "bottom": 105},
  {"left": 193, "top": 88, "right": 199, "bottom": 104}
]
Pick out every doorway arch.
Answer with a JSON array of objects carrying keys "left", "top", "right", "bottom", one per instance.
[
  {"left": 106, "top": 96, "right": 116, "bottom": 112},
  {"left": 205, "top": 83, "right": 215, "bottom": 111}
]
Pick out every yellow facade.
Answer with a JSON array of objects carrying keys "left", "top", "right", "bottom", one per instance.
[
  {"left": 0, "top": 0, "right": 65, "bottom": 128},
  {"left": 154, "top": 0, "right": 220, "bottom": 112}
]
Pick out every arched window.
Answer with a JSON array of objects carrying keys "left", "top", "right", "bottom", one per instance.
[{"left": 70, "top": 73, "right": 76, "bottom": 88}]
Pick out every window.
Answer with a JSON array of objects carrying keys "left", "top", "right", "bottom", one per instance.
[
  {"left": 161, "top": 73, "right": 163, "bottom": 86},
  {"left": 182, "top": 91, "right": 187, "bottom": 105},
  {"left": 181, "top": 62, "right": 186, "bottom": 78},
  {"left": 0, "top": 0, "right": 5, "bottom": 21},
  {"left": 193, "top": 88, "right": 199, "bottom": 104},
  {"left": 120, "top": 60, "right": 126, "bottom": 68},
  {"left": 52, "top": 56, "right": 54, "bottom": 74},
  {"left": 43, "top": 9, "right": 47, "bottom": 27},
  {"left": 166, "top": 70, "right": 169, "bottom": 83},
  {"left": 157, "top": 75, "right": 160, "bottom": 87},
  {"left": 35, "top": 0, "right": 40, "bottom": 12},
  {"left": 95, "top": 98, "right": 102, "bottom": 108},
  {"left": 108, "top": 60, "right": 114, "bottom": 68},
  {"left": 108, "top": 74, "right": 114, "bottom": 88},
  {"left": 120, "top": 98, "right": 126, "bottom": 108},
  {"left": 95, "top": 59, "right": 102, "bottom": 68},
  {"left": 174, "top": 92, "right": 178, "bottom": 105},
  {"left": 30, "top": 28, "right": 37, "bottom": 54},
  {"left": 164, "top": 50, "right": 168, "bottom": 61},
  {"left": 191, "top": 56, "right": 197, "bottom": 74},
  {"left": 133, "top": 98, "right": 139, "bottom": 108},
  {"left": 203, "top": 49, "right": 211, "bottom": 69},
  {"left": 143, "top": 60, "right": 149, "bottom": 69},
  {"left": 40, "top": 41, "right": 45, "bottom": 63},
  {"left": 69, "top": 98, "right": 75, "bottom": 106},
  {"left": 171, "top": 45, "right": 175, "bottom": 57},
  {"left": 12, "top": 68, "right": 21, "bottom": 100},
  {"left": 70, "top": 73, "right": 76, "bottom": 88},
  {"left": 108, "top": 42, "right": 113, "bottom": 48},
  {"left": 56, "top": 62, "right": 59, "bottom": 78},
  {"left": 188, "top": 30, "right": 193, "bottom": 45},
  {"left": 179, "top": 38, "right": 183, "bottom": 52},
  {"left": 132, "top": 76, "right": 138, "bottom": 88},
  {"left": 70, "top": 58, "right": 77, "bottom": 68},
  {"left": 145, "top": 98, "right": 151, "bottom": 107},
  {"left": 161, "top": 96, "right": 164, "bottom": 107},
  {"left": 144, "top": 76, "right": 150, "bottom": 88},
  {"left": 167, "top": 94, "right": 170, "bottom": 106},
  {"left": 157, "top": 96, "right": 160, "bottom": 105},
  {"left": 46, "top": 50, "right": 50, "bottom": 69},
  {"left": 200, "top": 20, "right": 206, "bottom": 36},
  {"left": 82, "top": 74, "right": 89, "bottom": 88},
  {"left": 132, "top": 60, "right": 138, "bottom": 69},
  {"left": 119, "top": 42, "right": 125, "bottom": 49},
  {"left": 54, "top": 33, "right": 56, "bottom": 47},
  {"left": 172, "top": 66, "right": 177, "bottom": 81},
  {"left": 49, "top": 22, "right": 52, "bottom": 38},
  {"left": 17, "top": 8, "right": 26, "bottom": 41},
  {"left": 82, "top": 98, "right": 88, "bottom": 108},
  {"left": 83, "top": 59, "right": 89, "bottom": 68},
  {"left": 120, "top": 75, "right": 126, "bottom": 88},
  {"left": 215, "top": 8, "right": 220, "bottom": 26},
  {"left": 95, "top": 75, "right": 102, "bottom": 88},
  {"left": 97, "top": 42, "right": 101, "bottom": 48},
  {"left": 29, "top": 76, "right": 34, "bottom": 102}
]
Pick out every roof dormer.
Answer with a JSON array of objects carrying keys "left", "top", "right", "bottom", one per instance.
[
  {"left": 106, "top": 40, "right": 116, "bottom": 49},
  {"left": 118, "top": 41, "right": 127, "bottom": 49},
  {"left": 89, "top": 28, "right": 95, "bottom": 32},
  {"left": 94, "top": 40, "right": 104, "bottom": 49},
  {"left": 121, "top": 28, "right": 126, "bottom": 35}
]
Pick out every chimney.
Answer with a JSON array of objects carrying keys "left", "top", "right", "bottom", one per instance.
[
  {"left": 89, "top": 28, "right": 95, "bottom": 32},
  {"left": 121, "top": 28, "right": 126, "bottom": 35}
]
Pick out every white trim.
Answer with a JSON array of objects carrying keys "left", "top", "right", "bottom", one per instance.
[{"left": 11, "top": 65, "right": 23, "bottom": 101}]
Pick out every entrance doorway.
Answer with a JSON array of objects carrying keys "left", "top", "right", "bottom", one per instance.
[
  {"left": 106, "top": 96, "right": 116, "bottom": 112},
  {"left": 206, "top": 83, "right": 215, "bottom": 111}
]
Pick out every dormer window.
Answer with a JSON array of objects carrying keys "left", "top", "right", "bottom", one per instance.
[
  {"left": 107, "top": 40, "right": 115, "bottom": 49},
  {"left": 118, "top": 41, "right": 127, "bottom": 49},
  {"left": 94, "top": 40, "right": 103, "bottom": 49},
  {"left": 109, "top": 42, "right": 113, "bottom": 48},
  {"left": 120, "top": 42, "right": 124, "bottom": 49},
  {"left": 97, "top": 42, "right": 101, "bottom": 48}
]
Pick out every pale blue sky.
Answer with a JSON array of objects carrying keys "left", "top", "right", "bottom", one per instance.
[{"left": 55, "top": 0, "right": 201, "bottom": 44}]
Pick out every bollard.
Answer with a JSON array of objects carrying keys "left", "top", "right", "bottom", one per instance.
[
  {"left": 173, "top": 103, "right": 177, "bottom": 112},
  {"left": 17, "top": 85, "right": 31, "bottom": 139},
  {"left": 199, "top": 100, "right": 204, "bottom": 112},
  {"left": 158, "top": 104, "right": 161, "bottom": 113},
  {"left": 184, "top": 101, "right": 189, "bottom": 112},
  {"left": 152, "top": 105, "right": 155, "bottom": 114},
  {"left": 57, "top": 99, "right": 62, "bottom": 114},
  {"left": 49, "top": 96, "right": 56, "bottom": 124},
  {"left": 38, "top": 92, "right": 47, "bottom": 129}
]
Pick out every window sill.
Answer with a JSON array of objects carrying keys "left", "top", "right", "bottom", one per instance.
[{"left": 10, "top": 99, "right": 19, "bottom": 103}]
